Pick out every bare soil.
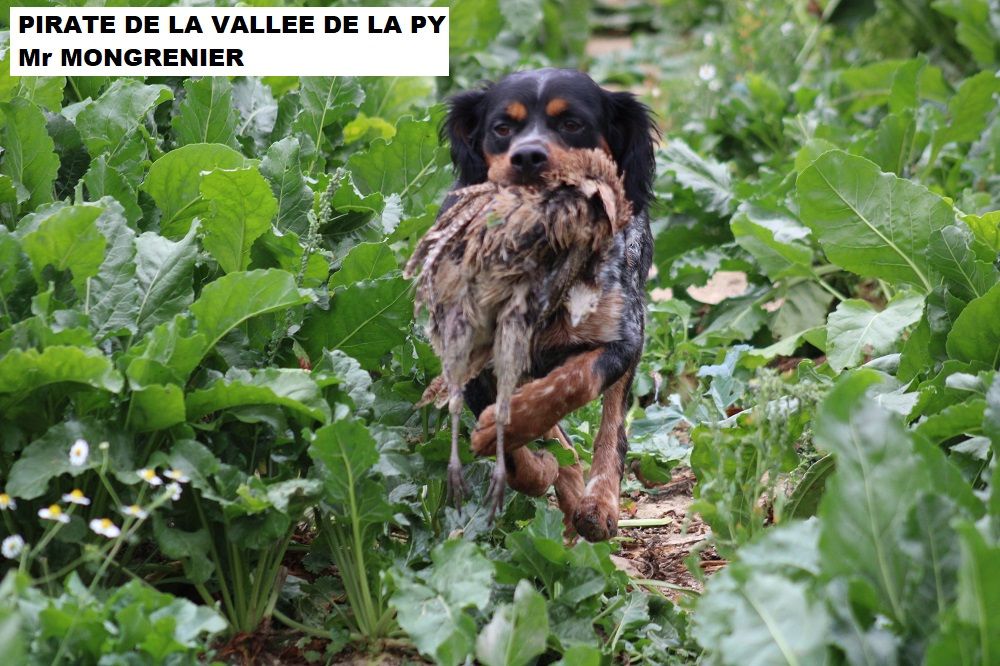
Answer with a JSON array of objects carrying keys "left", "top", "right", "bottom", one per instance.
[{"left": 614, "top": 467, "right": 723, "bottom": 603}]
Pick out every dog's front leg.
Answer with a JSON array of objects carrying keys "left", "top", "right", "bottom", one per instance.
[{"left": 470, "top": 348, "right": 606, "bottom": 455}]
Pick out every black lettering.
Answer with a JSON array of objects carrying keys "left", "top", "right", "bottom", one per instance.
[{"left": 18, "top": 49, "right": 42, "bottom": 67}]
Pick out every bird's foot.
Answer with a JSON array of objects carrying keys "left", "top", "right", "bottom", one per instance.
[
  {"left": 446, "top": 461, "right": 469, "bottom": 510},
  {"left": 486, "top": 464, "right": 506, "bottom": 523}
]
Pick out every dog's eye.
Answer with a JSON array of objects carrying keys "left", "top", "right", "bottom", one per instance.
[
  {"left": 494, "top": 123, "right": 512, "bottom": 137},
  {"left": 561, "top": 119, "right": 584, "bottom": 133}
]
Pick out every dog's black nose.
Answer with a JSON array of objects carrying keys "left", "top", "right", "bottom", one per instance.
[{"left": 510, "top": 144, "right": 548, "bottom": 177}]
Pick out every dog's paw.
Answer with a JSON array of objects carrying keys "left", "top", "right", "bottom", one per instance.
[{"left": 572, "top": 494, "right": 619, "bottom": 542}]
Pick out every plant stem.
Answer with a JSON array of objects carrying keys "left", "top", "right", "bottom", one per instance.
[{"left": 272, "top": 607, "right": 332, "bottom": 639}]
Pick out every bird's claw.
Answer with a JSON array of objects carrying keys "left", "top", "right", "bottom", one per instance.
[
  {"left": 446, "top": 463, "right": 469, "bottom": 510},
  {"left": 486, "top": 465, "right": 506, "bottom": 523}
]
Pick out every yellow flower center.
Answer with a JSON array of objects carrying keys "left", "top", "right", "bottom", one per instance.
[
  {"left": 69, "top": 489, "right": 85, "bottom": 499},
  {"left": 100, "top": 518, "right": 113, "bottom": 529},
  {"left": 141, "top": 469, "right": 155, "bottom": 480},
  {"left": 128, "top": 505, "right": 141, "bottom": 514},
  {"left": 48, "top": 504, "right": 62, "bottom": 516},
  {"left": 0, "top": 493, "right": 10, "bottom": 505}
]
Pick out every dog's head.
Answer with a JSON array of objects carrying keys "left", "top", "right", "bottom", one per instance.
[{"left": 443, "top": 68, "right": 658, "bottom": 213}]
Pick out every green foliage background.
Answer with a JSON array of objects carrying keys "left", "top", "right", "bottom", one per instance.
[{"left": 0, "top": 0, "right": 999, "bottom": 664}]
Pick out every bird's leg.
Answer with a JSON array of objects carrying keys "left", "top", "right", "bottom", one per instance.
[
  {"left": 486, "top": 397, "right": 510, "bottom": 522},
  {"left": 446, "top": 387, "right": 469, "bottom": 509}
]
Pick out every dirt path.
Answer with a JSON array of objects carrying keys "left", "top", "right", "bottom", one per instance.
[{"left": 614, "top": 467, "right": 723, "bottom": 603}]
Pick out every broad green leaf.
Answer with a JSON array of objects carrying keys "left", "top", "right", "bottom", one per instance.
[
  {"left": 152, "top": 515, "right": 214, "bottom": 584},
  {"left": 927, "top": 225, "right": 999, "bottom": 302},
  {"left": 661, "top": 139, "right": 734, "bottom": 215},
  {"left": 697, "top": 572, "right": 828, "bottom": 666},
  {"left": 392, "top": 576, "right": 479, "bottom": 664},
  {"left": 693, "top": 291, "right": 767, "bottom": 345},
  {"left": 963, "top": 210, "right": 1000, "bottom": 252},
  {"left": 75, "top": 79, "right": 171, "bottom": 185},
  {"left": 953, "top": 522, "right": 1000, "bottom": 663},
  {"left": 189, "top": 269, "right": 311, "bottom": 360},
  {"left": 83, "top": 155, "right": 142, "bottom": 224},
  {"left": 87, "top": 198, "right": 140, "bottom": 340},
  {"left": 128, "top": 384, "right": 186, "bottom": 432},
  {"left": 308, "top": 419, "right": 379, "bottom": 505},
  {"left": 730, "top": 203, "right": 813, "bottom": 279},
  {"left": 347, "top": 115, "right": 451, "bottom": 215},
  {"left": 816, "top": 371, "right": 929, "bottom": 626},
  {"left": 172, "top": 77, "right": 240, "bottom": 149},
  {"left": 945, "top": 282, "right": 1000, "bottom": 367},
  {"left": 0, "top": 62, "right": 65, "bottom": 111},
  {"left": 787, "top": 455, "right": 835, "bottom": 519},
  {"left": 260, "top": 136, "right": 312, "bottom": 235},
  {"left": 476, "top": 581, "right": 549, "bottom": 666},
  {"left": 250, "top": 228, "right": 329, "bottom": 288},
  {"left": 0, "top": 345, "right": 122, "bottom": 401},
  {"left": 428, "top": 540, "right": 495, "bottom": 612},
  {"left": 902, "top": 494, "right": 963, "bottom": 641},
  {"left": 125, "top": 315, "right": 207, "bottom": 388},
  {"left": 863, "top": 111, "right": 919, "bottom": 175},
  {"left": 986, "top": 374, "right": 1000, "bottom": 447},
  {"left": 915, "top": 400, "right": 985, "bottom": 443},
  {"left": 328, "top": 242, "right": 398, "bottom": 289},
  {"left": 199, "top": 166, "right": 277, "bottom": 273},
  {"left": 826, "top": 293, "right": 924, "bottom": 371},
  {"left": 0, "top": 97, "right": 59, "bottom": 211},
  {"left": 293, "top": 77, "right": 364, "bottom": 172},
  {"left": 143, "top": 143, "right": 250, "bottom": 238},
  {"left": 932, "top": 71, "right": 1000, "bottom": 152},
  {"left": 312, "top": 349, "right": 375, "bottom": 412},
  {"left": 134, "top": 221, "right": 199, "bottom": 336},
  {"left": 797, "top": 150, "right": 951, "bottom": 291},
  {"left": 932, "top": 0, "right": 999, "bottom": 67},
  {"left": 186, "top": 368, "right": 330, "bottom": 423},
  {"left": 18, "top": 203, "right": 105, "bottom": 296},
  {"left": 773, "top": 281, "right": 834, "bottom": 340},
  {"left": 0, "top": 228, "right": 33, "bottom": 320},
  {"left": 232, "top": 76, "right": 278, "bottom": 151},
  {"left": 445, "top": 0, "right": 503, "bottom": 54},
  {"left": 298, "top": 276, "right": 412, "bottom": 371},
  {"left": 6, "top": 420, "right": 132, "bottom": 499}
]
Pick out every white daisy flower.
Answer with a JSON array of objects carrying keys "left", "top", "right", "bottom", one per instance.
[
  {"left": 698, "top": 63, "right": 718, "bottom": 82},
  {"left": 89, "top": 518, "right": 121, "bottom": 539},
  {"left": 121, "top": 504, "right": 148, "bottom": 520},
  {"left": 702, "top": 32, "right": 716, "bottom": 47},
  {"left": 2, "top": 535, "right": 25, "bottom": 559},
  {"left": 62, "top": 489, "right": 91, "bottom": 506},
  {"left": 0, "top": 493, "right": 16, "bottom": 510},
  {"left": 163, "top": 469, "right": 190, "bottom": 483},
  {"left": 137, "top": 468, "right": 163, "bottom": 486},
  {"left": 166, "top": 482, "right": 182, "bottom": 501},
  {"left": 38, "top": 504, "right": 70, "bottom": 524},
  {"left": 780, "top": 21, "right": 795, "bottom": 36},
  {"left": 69, "top": 439, "right": 89, "bottom": 466}
]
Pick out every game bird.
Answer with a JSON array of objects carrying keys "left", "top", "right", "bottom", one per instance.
[{"left": 404, "top": 148, "right": 632, "bottom": 519}]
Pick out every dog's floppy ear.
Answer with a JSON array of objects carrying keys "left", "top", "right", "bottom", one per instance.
[
  {"left": 603, "top": 91, "right": 658, "bottom": 213},
  {"left": 443, "top": 89, "right": 488, "bottom": 185}
]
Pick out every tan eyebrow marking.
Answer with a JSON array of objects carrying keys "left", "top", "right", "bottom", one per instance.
[
  {"left": 546, "top": 98, "right": 569, "bottom": 116},
  {"left": 505, "top": 101, "right": 527, "bottom": 121}
]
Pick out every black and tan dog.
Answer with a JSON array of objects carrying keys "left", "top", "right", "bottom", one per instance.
[{"left": 436, "top": 68, "right": 657, "bottom": 542}]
